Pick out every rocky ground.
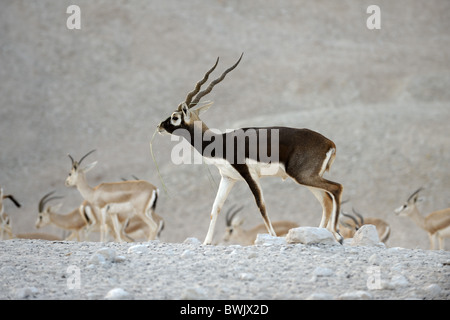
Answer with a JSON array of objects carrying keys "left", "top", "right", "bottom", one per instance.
[{"left": 1, "top": 228, "right": 449, "bottom": 301}]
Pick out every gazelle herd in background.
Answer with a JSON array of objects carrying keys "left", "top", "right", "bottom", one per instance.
[{"left": 1, "top": 55, "right": 450, "bottom": 250}]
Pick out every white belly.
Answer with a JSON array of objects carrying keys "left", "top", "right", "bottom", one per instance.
[{"left": 204, "top": 157, "right": 289, "bottom": 181}]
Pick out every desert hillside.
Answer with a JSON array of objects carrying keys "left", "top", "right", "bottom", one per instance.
[{"left": 1, "top": 1, "right": 449, "bottom": 249}]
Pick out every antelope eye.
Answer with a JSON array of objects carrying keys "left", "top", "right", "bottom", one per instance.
[{"left": 172, "top": 115, "right": 178, "bottom": 121}]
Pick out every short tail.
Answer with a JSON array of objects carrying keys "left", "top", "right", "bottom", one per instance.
[{"left": 151, "top": 189, "right": 159, "bottom": 211}]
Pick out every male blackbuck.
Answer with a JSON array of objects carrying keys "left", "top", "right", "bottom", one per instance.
[
  {"left": 157, "top": 54, "right": 343, "bottom": 245},
  {"left": 395, "top": 188, "right": 450, "bottom": 250},
  {"left": 65, "top": 150, "right": 160, "bottom": 242}
]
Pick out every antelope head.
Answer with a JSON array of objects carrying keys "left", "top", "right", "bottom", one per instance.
[
  {"left": 157, "top": 53, "right": 243, "bottom": 136},
  {"left": 35, "top": 191, "right": 63, "bottom": 228},
  {"left": 65, "top": 150, "right": 97, "bottom": 187},
  {"left": 223, "top": 205, "right": 244, "bottom": 242},
  {"left": 394, "top": 187, "right": 424, "bottom": 216}
]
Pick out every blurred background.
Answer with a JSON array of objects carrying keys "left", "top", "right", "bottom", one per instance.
[{"left": 1, "top": 0, "right": 449, "bottom": 249}]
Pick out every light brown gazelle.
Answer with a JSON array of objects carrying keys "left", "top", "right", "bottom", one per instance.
[
  {"left": 35, "top": 191, "right": 87, "bottom": 241},
  {"left": 223, "top": 205, "right": 299, "bottom": 245},
  {"left": 395, "top": 188, "right": 450, "bottom": 250},
  {"left": 65, "top": 150, "right": 160, "bottom": 242},
  {"left": 157, "top": 54, "right": 343, "bottom": 245},
  {"left": 0, "top": 187, "right": 21, "bottom": 239},
  {"left": 340, "top": 208, "right": 391, "bottom": 243},
  {"left": 36, "top": 191, "right": 164, "bottom": 242}
]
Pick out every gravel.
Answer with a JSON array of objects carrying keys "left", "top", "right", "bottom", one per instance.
[{"left": 0, "top": 238, "right": 449, "bottom": 300}]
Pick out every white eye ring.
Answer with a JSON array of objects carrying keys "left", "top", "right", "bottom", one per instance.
[{"left": 170, "top": 112, "right": 181, "bottom": 126}]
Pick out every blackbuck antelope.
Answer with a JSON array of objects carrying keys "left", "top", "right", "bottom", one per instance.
[
  {"left": 223, "top": 205, "right": 299, "bottom": 245},
  {"left": 340, "top": 208, "right": 390, "bottom": 243},
  {"left": 0, "top": 187, "right": 21, "bottom": 240},
  {"left": 65, "top": 150, "right": 160, "bottom": 242},
  {"left": 157, "top": 54, "right": 343, "bottom": 244},
  {"left": 395, "top": 188, "right": 450, "bottom": 250}
]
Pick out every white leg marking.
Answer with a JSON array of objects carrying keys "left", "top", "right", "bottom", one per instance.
[
  {"left": 319, "top": 148, "right": 335, "bottom": 177},
  {"left": 307, "top": 187, "right": 328, "bottom": 228},
  {"left": 204, "top": 176, "right": 236, "bottom": 245}
]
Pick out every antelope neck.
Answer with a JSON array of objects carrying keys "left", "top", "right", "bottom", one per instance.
[{"left": 74, "top": 173, "right": 96, "bottom": 203}]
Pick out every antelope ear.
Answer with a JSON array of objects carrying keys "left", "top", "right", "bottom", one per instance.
[
  {"left": 194, "top": 101, "right": 213, "bottom": 116},
  {"left": 181, "top": 103, "right": 191, "bottom": 121},
  {"left": 82, "top": 161, "right": 98, "bottom": 173},
  {"left": 416, "top": 196, "right": 425, "bottom": 203}
]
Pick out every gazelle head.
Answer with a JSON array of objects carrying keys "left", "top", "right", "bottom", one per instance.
[
  {"left": 35, "top": 191, "right": 63, "bottom": 228},
  {"left": 222, "top": 205, "right": 244, "bottom": 242},
  {"left": 1, "top": 187, "right": 21, "bottom": 237},
  {"left": 65, "top": 150, "right": 97, "bottom": 187},
  {"left": 394, "top": 187, "right": 424, "bottom": 216},
  {"left": 157, "top": 53, "right": 243, "bottom": 135}
]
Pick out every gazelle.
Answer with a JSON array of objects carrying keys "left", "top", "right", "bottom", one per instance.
[
  {"left": 36, "top": 191, "right": 89, "bottom": 241},
  {"left": 65, "top": 150, "right": 160, "bottom": 242},
  {"left": 0, "top": 212, "right": 12, "bottom": 240},
  {"left": 81, "top": 195, "right": 165, "bottom": 241},
  {"left": 157, "top": 54, "right": 343, "bottom": 245},
  {"left": 222, "top": 205, "right": 299, "bottom": 245},
  {"left": 340, "top": 208, "right": 390, "bottom": 243},
  {"left": 0, "top": 187, "right": 21, "bottom": 240},
  {"left": 395, "top": 188, "right": 450, "bottom": 250}
]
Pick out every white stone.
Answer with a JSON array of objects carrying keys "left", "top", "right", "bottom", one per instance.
[
  {"left": 88, "top": 247, "right": 118, "bottom": 266},
  {"left": 313, "top": 267, "right": 334, "bottom": 277},
  {"left": 424, "top": 284, "right": 441, "bottom": 297},
  {"left": 15, "top": 287, "right": 39, "bottom": 299},
  {"left": 95, "top": 247, "right": 116, "bottom": 260},
  {"left": 104, "top": 288, "right": 131, "bottom": 300},
  {"left": 368, "top": 253, "right": 381, "bottom": 265},
  {"left": 286, "top": 227, "right": 337, "bottom": 245},
  {"left": 239, "top": 273, "right": 256, "bottom": 281},
  {"left": 183, "top": 237, "right": 202, "bottom": 245},
  {"left": 88, "top": 253, "right": 106, "bottom": 266},
  {"left": 338, "top": 291, "right": 373, "bottom": 300},
  {"left": 181, "top": 249, "right": 195, "bottom": 258},
  {"left": 254, "top": 233, "right": 287, "bottom": 246},
  {"left": 306, "top": 292, "right": 334, "bottom": 300},
  {"left": 351, "top": 225, "right": 382, "bottom": 247},
  {"left": 390, "top": 274, "right": 409, "bottom": 287},
  {"left": 127, "top": 244, "right": 149, "bottom": 254},
  {"left": 181, "top": 287, "right": 208, "bottom": 300}
]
